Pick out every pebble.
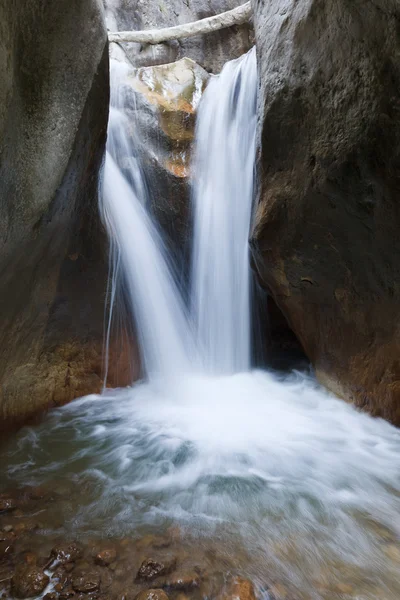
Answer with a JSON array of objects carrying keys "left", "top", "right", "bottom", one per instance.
[{"left": 95, "top": 548, "right": 117, "bottom": 567}]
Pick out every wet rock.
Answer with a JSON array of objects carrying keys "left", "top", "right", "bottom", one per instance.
[
  {"left": 72, "top": 571, "right": 101, "bottom": 593},
  {"left": 95, "top": 548, "right": 117, "bottom": 567},
  {"left": 252, "top": 0, "right": 400, "bottom": 424},
  {"left": 52, "top": 542, "right": 84, "bottom": 564},
  {"left": 135, "top": 590, "right": 169, "bottom": 600},
  {"left": 100, "top": 568, "right": 113, "bottom": 590},
  {"left": 136, "top": 557, "right": 177, "bottom": 582},
  {"left": 0, "top": 498, "right": 16, "bottom": 514},
  {"left": 59, "top": 587, "right": 76, "bottom": 600},
  {"left": 2, "top": 525, "right": 13, "bottom": 533},
  {"left": 44, "top": 594, "right": 58, "bottom": 600},
  {"left": 221, "top": 578, "right": 256, "bottom": 600},
  {"left": 124, "top": 58, "right": 209, "bottom": 260},
  {"left": 11, "top": 565, "right": 50, "bottom": 598},
  {"left": 164, "top": 570, "right": 201, "bottom": 590}
]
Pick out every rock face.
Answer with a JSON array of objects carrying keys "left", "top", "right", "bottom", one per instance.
[
  {"left": 252, "top": 0, "right": 400, "bottom": 423},
  {"left": 107, "top": 0, "right": 253, "bottom": 73},
  {"left": 0, "top": 0, "right": 135, "bottom": 427},
  {"left": 126, "top": 58, "right": 209, "bottom": 257},
  {"left": 107, "top": 0, "right": 253, "bottom": 268}
]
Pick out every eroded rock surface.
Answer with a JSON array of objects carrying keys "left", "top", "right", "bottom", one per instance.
[
  {"left": 106, "top": 0, "right": 253, "bottom": 73},
  {"left": 125, "top": 58, "right": 209, "bottom": 256},
  {"left": 0, "top": 0, "right": 138, "bottom": 426},
  {"left": 252, "top": 0, "right": 400, "bottom": 423}
]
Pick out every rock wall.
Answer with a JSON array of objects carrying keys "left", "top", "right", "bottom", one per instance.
[
  {"left": 252, "top": 0, "right": 400, "bottom": 423},
  {"left": 106, "top": 0, "right": 253, "bottom": 263},
  {"left": 106, "top": 0, "right": 253, "bottom": 72},
  {"left": 0, "top": 0, "right": 135, "bottom": 428}
]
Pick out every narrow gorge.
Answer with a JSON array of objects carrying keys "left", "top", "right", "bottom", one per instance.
[{"left": 0, "top": 2, "right": 400, "bottom": 600}]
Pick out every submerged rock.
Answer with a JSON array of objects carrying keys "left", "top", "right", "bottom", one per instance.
[
  {"left": 163, "top": 570, "right": 201, "bottom": 590},
  {"left": 52, "top": 542, "right": 84, "bottom": 564},
  {"left": 252, "top": 0, "right": 400, "bottom": 424},
  {"left": 220, "top": 577, "right": 256, "bottom": 600},
  {"left": 135, "top": 590, "right": 169, "bottom": 600},
  {"left": 11, "top": 565, "right": 49, "bottom": 598},
  {"left": 95, "top": 548, "right": 117, "bottom": 567},
  {"left": 72, "top": 570, "right": 101, "bottom": 593},
  {"left": 136, "top": 557, "right": 177, "bottom": 582}
]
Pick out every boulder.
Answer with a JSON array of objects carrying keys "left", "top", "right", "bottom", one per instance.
[
  {"left": 252, "top": 0, "right": 400, "bottom": 423},
  {"left": 0, "top": 0, "right": 136, "bottom": 426},
  {"left": 106, "top": 0, "right": 253, "bottom": 272}
]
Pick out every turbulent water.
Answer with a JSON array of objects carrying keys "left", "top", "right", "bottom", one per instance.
[{"left": 1, "top": 49, "right": 400, "bottom": 600}]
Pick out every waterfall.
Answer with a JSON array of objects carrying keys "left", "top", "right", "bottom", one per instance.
[
  {"left": 101, "top": 60, "right": 194, "bottom": 379},
  {"left": 3, "top": 48, "right": 400, "bottom": 600},
  {"left": 191, "top": 48, "right": 257, "bottom": 374},
  {"left": 102, "top": 49, "right": 257, "bottom": 381}
]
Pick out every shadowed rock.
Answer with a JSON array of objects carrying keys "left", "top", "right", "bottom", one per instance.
[{"left": 252, "top": 0, "right": 400, "bottom": 424}]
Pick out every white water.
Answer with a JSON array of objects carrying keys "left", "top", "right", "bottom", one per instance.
[
  {"left": 102, "top": 61, "right": 194, "bottom": 378},
  {"left": 2, "top": 49, "right": 400, "bottom": 600},
  {"left": 191, "top": 48, "right": 257, "bottom": 373}
]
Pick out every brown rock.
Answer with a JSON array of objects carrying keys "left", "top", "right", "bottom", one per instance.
[
  {"left": 221, "top": 578, "right": 256, "bottom": 600},
  {"left": 252, "top": 0, "right": 400, "bottom": 424},
  {"left": 11, "top": 565, "right": 50, "bottom": 598},
  {"left": 164, "top": 570, "right": 201, "bottom": 590},
  {"left": 95, "top": 548, "right": 117, "bottom": 567},
  {"left": 59, "top": 587, "right": 76, "bottom": 600},
  {"left": 52, "top": 542, "right": 84, "bottom": 564},
  {"left": 135, "top": 590, "right": 169, "bottom": 600},
  {"left": 136, "top": 557, "right": 177, "bottom": 582},
  {"left": 72, "top": 571, "right": 100, "bottom": 593}
]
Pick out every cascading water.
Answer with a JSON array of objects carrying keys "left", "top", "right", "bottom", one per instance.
[
  {"left": 191, "top": 48, "right": 257, "bottom": 373},
  {"left": 2, "top": 49, "right": 400, "bottom": 600},
  {"left": 102, "top": 60, "right": 194, "bottom": 379}
]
